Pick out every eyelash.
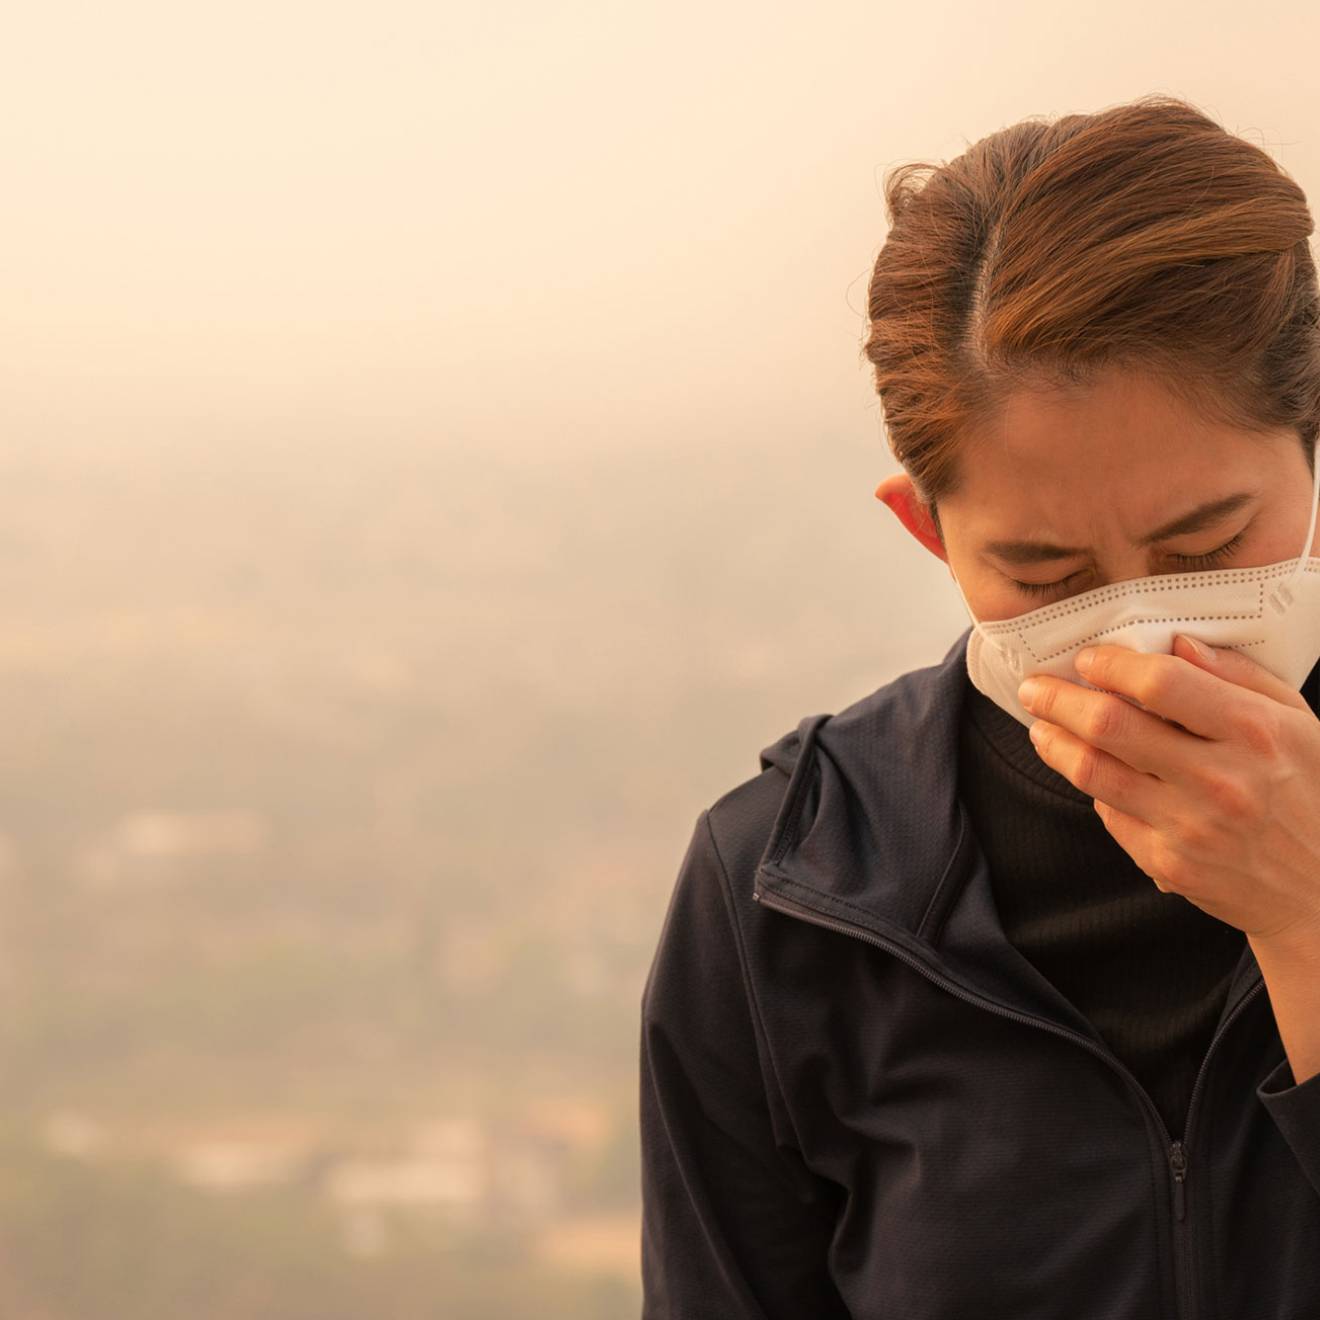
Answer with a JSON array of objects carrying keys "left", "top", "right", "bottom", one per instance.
[{"left": 1012, "top": 529, "right": 1249, "bottom": 597}]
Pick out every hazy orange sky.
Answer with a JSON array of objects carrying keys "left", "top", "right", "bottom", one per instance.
[
  {"left": 9, "top": 17, "right": 1320, "bottom": 1315},
  {"left": 5, "top": 1, "right": 1318, "bottom": 458}
]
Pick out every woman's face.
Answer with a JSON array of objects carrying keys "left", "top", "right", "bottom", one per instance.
[{"left": 876, "top": 369, "right": 1319, "bottom": 624}]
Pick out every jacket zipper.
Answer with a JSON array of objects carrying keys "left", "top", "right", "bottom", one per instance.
[{"left": 752, "top": 882, "right": 1266, "bottom": 1320}]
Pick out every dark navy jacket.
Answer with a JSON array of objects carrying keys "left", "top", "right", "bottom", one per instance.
[{"left": 639, "top": 626, "right": 1320, "bottom": 1319}]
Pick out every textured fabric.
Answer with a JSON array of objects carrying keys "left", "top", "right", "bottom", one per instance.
[
  {"left": 639, "top": 626, "right": 1320, "bottom": 1319},
  {"left": 957, "top": 677, "right": 1247, "bottom": 1142},
  {"left": 1257, "top": 1055, "right": 1320, "bottom": 1200},
  {"left": 639, "top": 809, "right": 851, "bottom": 1319}
]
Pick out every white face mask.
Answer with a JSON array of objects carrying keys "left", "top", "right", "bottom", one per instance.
[{"left": 951, "top": 453, "right": 1320, "bottom": 730}]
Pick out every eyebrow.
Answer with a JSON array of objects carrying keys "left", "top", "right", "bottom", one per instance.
[{"left": 982, "top": 491, "right": 1258, "bottom": 566}]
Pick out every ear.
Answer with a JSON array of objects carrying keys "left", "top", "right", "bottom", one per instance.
[{"left": 874, "top": 472, "right": 947, "bottom": 563}]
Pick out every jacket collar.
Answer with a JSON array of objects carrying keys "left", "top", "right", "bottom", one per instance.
[
  {"left": 756, "top": 625, "right": 975, "bottom": 950},
  {"left": 752, "top": 626, "right": 1314, "bottom": 1039}
]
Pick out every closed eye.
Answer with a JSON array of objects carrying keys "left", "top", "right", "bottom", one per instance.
[{"left": 1010, "top": 529, "right": 1249, "bottom": 598}]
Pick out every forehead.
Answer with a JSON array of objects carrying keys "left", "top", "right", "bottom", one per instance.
[
  {"left": 957, "top": 370, "right": 1270, "bottom": 508},
  {"left": 984, "top": 370, "right": 1224, "bottom": 462}
]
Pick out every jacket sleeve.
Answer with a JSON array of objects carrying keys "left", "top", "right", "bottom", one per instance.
[
  {"left": 1256, "top": 1056, "right": 1320, "bottom": 1200},
  {"left": 639, "top": 807, "right": 851, "bottom": 1319}
]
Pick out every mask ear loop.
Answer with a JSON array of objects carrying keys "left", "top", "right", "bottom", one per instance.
[
  {"left": 949, "top": 564, "right": 1025, "bottom": 674},
  {"left": 1267, "top": 444, "right": 1320, "bottom": 614}
]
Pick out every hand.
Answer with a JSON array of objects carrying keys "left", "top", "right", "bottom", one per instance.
[{"left": 1017, "top": 637, "right": 1320, "bottom": 952}]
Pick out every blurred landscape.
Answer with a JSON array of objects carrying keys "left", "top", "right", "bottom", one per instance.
[
  {"left": 0, "top": 425, "right": 953, "bottom": 1317},
  {"left": 4, "top": 2, "right": 1280, "bottom": 1313}
]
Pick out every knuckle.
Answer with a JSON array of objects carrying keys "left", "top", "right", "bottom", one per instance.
[
  {"left": 1134, "top": 658, "right": 1176, "bottom": 710},
  {"left": 1153, "top": 841, "right": 1190, "bottom": 889},
  {"left": 1084, "top": 697, "right": 1124, "bottom": 743},
  {"left": 1174, "top": 810, "right": 1215, "bottom": 851},
  {"left": 1072, "top": 744, "right": 1104, "bottom": 794},
  {"left": 1200, "top": 770, "right": 1256, "bottom": 820},
  {"left": 1232, "top": 706, "right": 1284, "bottom": 759}
]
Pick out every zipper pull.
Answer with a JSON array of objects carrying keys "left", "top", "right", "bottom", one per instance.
[{"left": 1168, "top": 1140, "right": 1187, "bottom": 1222}]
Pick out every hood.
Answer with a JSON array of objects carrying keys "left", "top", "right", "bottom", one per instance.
[
  {"left": 754, "top": 626, "right": 976, "bottom": 950},
  {"left": 751, "top": 625, "right": 1291, "bottom": 1038}
]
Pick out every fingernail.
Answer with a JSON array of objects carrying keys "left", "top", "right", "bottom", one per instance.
[
  {"left": 1181, "top": 635, "right": 1213, "bottom": 663},
  {"left": 1075, "top": 647, "right": 1096, "bottom": 673}
]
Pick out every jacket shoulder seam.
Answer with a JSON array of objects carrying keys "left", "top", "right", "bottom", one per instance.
[{"left": 701, "top": 801, "right": 796, "bottom": 1136}]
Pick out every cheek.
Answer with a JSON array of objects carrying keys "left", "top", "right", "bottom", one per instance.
[
  {"left": 1237, "top": 528, "right": 1296, "bottom": 568},
  {"left": 951, "top": 563, "right": 1038, "bottom": 625}
]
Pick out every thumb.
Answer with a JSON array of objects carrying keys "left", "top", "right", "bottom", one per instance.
[{"left": 1173, "top": 634, "right": 1312, "bottom": 713}]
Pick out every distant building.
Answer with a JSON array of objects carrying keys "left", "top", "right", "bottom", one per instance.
[
  {"left": 323, "top": 1153, "right": 487, "bottom": 1210},
  {"left": 114, "top": 808, "right": 269, "bottom": 858},
  {"left": 41, "top": 1108, "right": 108, "bottom": 1159},
  {"left": 73, "top": 808, "right": 269, "bottom": 887},
  {"left": 174, "top": 1138, "right": 304, "bottom": 1191}
]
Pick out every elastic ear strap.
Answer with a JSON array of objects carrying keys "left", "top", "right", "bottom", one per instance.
[
  {"left": 949, "top": 564, "right": 1019, "bottom": 668},
  {"left": 1280, "top": 446, "right": 1320, "bottom": 598},
  {"left": 949, "top": 564, "right": 986, "bottom": 636},
  {"left": 1302, "top": 446, "right": 1320, "bottom": 568}
]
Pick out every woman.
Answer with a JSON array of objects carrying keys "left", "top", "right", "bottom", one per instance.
[{"left": 639, "top": 95, "right": 1320, "bottom": 1319}]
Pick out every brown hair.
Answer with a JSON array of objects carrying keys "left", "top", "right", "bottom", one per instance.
[{"left": 861, "top": 94, "right": 1320, "bottom": 539}]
